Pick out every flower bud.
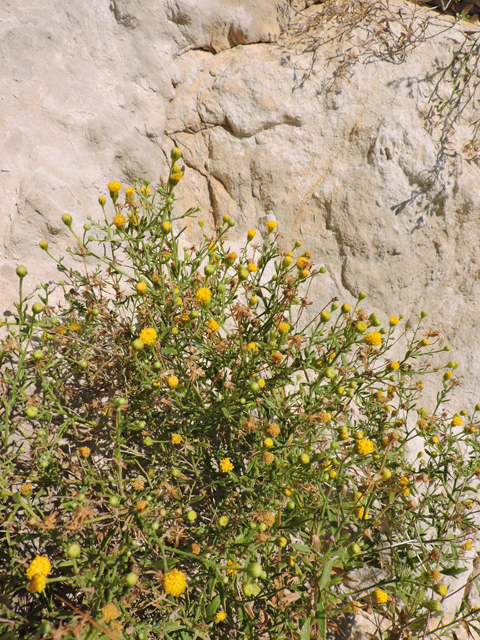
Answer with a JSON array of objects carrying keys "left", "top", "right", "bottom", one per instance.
[
  {"left": 16, "top": 265, "right": 28, "bottom": 278},
  {"left": 294, "top": 240, "right": 302, "bottom": 248},
  {"left": 67, "top": 543, "right": 81, "bottom": 559},
  {"left": 32, "top": 303, "right": 44, "bottom": 315},
  {"left": 39, "top": 240, "right": 49, "bottom": 251},
  {"left": 126, "top": 572, "right": 139, "bottom": 587},
  {"left": 33, "top": 350, "right": 44, "bottom": 361},
  {"left": 99, "top": 195, "right": 106, "bottom": 206},
  {"left": 133, "top": 339, "right": 144, "bottom": 351},
  {"left": 171, "top": 147, "right": 182, "bottom": 162},
  {"left": 62, "top": 214, "right": 73, "bottom": 227},
  {"left": 358, "top": 291, "right": 367, "bottom": 300}
]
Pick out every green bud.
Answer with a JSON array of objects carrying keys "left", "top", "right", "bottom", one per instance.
[
  {"left": 171, "top": 147, "right": 182, "bottom": 162},
  {"left": 190, "top": 310, "right": 200, "bottom": 319},
  {"left": 115, "top": 398, "right": 127, "bottom": 407},
  {"left": 381, "top": 468, "right": 392, "bottom": 481},
  {"left": 16, "top": 265, "right": 28, "bottom": 278},
  {"left": 369, "top": 313, "right": 381, "bottom": 327},
  {"left": 92, "top": 308, "right": 100, "bottom": 317},
  {"left": 443, "top": 345, "right": 450, "bottom": 351},
  {"left": 186, "top": 510, "right": 197, "bottom": 522},
  {"left": 286, "top": 500, "right": 295, "bottom": 510},
  {"left": 325, "top": 367, "right": 336, "bottom": 379},
  {"left": 84, "top": 223, "right": 91, "bottom": 231},
  {"left": 204, "top": 264, "right": 215, "bottom": 276},
  {"left": 249, "top": 381, "right": 260, "bottom": 393},
  {"left": 299, "top": 453, "right": 310, "bottom": 465},
  {"left": 67, "top": 543, "right": 81, "bottom": 559},
  {"left": 144, "top": 179, "right": 151, "bottom": 187},
  {"left": 217, "top": 284, "right": 227, "bottom": 294},
  {"left": 133, "top": 339, "right": 144, "bottom": 351},
  {"left": 32, "top": 302, "right": 44, "bottom": 315},
  {"left": 420, "top": 311, "right": 428, "bottom": 318},
  {"left": 62, "top": 214, "right": 73, "bottom": 227},
  {"left": 143, "top": 436, "right": 153, "bottom": 446},
  {"left": 25, "top": 406, "right": 38, "bottom": 419},
  {"left": 198, "top": 220, "right": 205, "bottom": 229},
  {"left": 219, "top": 516, "right": 229, "bottom": 527},
  {"left": 78, "top": 360, "right": 87, "bottom": 370},
  {"left": 331, "top": 303, "right": 339, "bottom": 311},
  {"left": 321, "top": 310, "right": 331, "bottom": 322},
  {"left": 126, "top": 571, "right": 139, "bottom": 587},
  {"left": 39, "top": 240, "right": 49, "bottom": 251},
  {"left": 292, "top": 297, "right": 300, "bottom": 304},
  {"left": 33, "top": 350, "right": 44, "bottom": 361},
  {"left": 319, "top": 267, "right": 326, "bottom": 273},
  {"left": 294, "top": 240, "right": 302, "bottom": 248},
  {"left": 227, "top": 218, "right": 235, "bottom": 227},
  {"left": 167, "top": 195, "right": 174, "bottom": 205},
  {"left": 238, "top": 268, "right": 249, "bottom": 281},
  {"left": 347, "top": 543, "right": 361, "bottom": 556},
  {"left": 246, "top": 562, "right": 263, "bottom": 578},
  {"left": 379, "top": 327, "right": 387, "bottom": 334},
  {"left": 358, "top": 291, "right": 367, "bottom": 300},
  {"left": 432, "top": 583, "right": 447, "bottom": 597}
]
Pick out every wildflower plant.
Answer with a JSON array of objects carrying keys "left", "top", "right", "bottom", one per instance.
[{"left": 1, "top": 147, "right": 480, "bottom": 640}]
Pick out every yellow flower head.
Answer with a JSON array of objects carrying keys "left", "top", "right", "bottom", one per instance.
[
  {"left": 191, "top": 543, "right": 201, "bottom": 554},
  {"left": 262, "top": 511, "right": 275, "bottom": 527},
  {"left": 257, "top": 378, "right": 265, "bottom": 388},
  {"left": 389, "top": 361, "right": 399, "bottom": 371},
  {"left": 139, "top": 327, "right": 157, "bottom": 346},
  {"left": 195, "top": 287, "right": 212, "bottom": 303},
  {"left": 163, "top": 569, "right": 187, "bottom": 597},
  {"left": 389, "top": 316, "right": 399, "bottom": 326},
  {"left": 356, "top": 438, "right": 375, "bottom": 455},
  {"left": 70, "top": 322, "right": 80, "bottom": 332},
  {"left": 125, "top": 187, "right": 135, "bottom": 200},
  {"left": 266, "top": 220, "right": 277, "bottom": 232},
  {"left": 264, "top": 438, "right": 274, "bottom": 448},
  {"left": 27, "top": 574, "right": 47, "bottom": 593},
  {"left": 278, "top": 322, "right": 290, "bottom": 333},
  {"left": 247, "top": 229, "right": 256, "bottom": 241},
  {"left": 78, "top": 447, "right": 91, "bottom": 458},
  {"left": 207, "top": 319, "right": 220, "bottom": 332},
  {"left": 282, "top": 255, "right": 293, "bottom": 267},
  {"left": 141, "top": 185, "right": 150, "bottom": 195},
  {"left": 167, "top": 376, "right": 179, "bottom": 389},
  {"left": 20, "top": 482, "right": 32, "bottom": 495},
  {"left": 300, "top": 268, "right": 309, "bottom": 278},
  {"left": 400, "top": 476, "right": 409, "bottom": 486},
  {"left": 452, "top": 415, "right": 463, "bottom": 426},
  {"left": 170, "top": 165, "right": 183, "bottom": 182},
  {"left": 107, "top": 181, "right": 122, "bottom": 193},
  {"left": 26, "top": 556, "right": 51, "bottom": 579},
  {"left": 171, "top": 433, "right": 183, "bottom": 445},
  {"left": 214, "top": 611, "right": 226, "bottom": 623},
  {"left": 224, "top": 252, "right": 237, "bottom": 265},
  {"left": 161, "top": 221, "right": 172, "bottom": 233},
  {"left": 318, "top": 412, "right": 332, "bottom": 424},
  {"left": 248, "top": 342, "right": 258, "bottom": 354},
  {"left": 263, "top": 451, "right": 274, "bottom": 465},
  {"left": 102, "top": 603, "right": 121, "bottom": 622},
  {"left": 355, "top": 507, "right": 370, "bottom": 520},
  {"left": 248, "top": 262, "right": 258, "bottom": 273},
  {"left": 373, "top": 588, "right": 389, "bottom": 604},
  {"left": 296, "top": 256, "right": 308, "bottom": 270},
  {"left": 113, "top": 214, "right": 127, "bottom": 228},
  {"left": 135, "top": 500, "right": 149, "bottom": 513},
  {"left": 220, "top": 458, "right": 234, "bottom": 473},
  {"left": 136, "top": 282, "right": 147, "bottom": 294},
  {"left": 271, "top": 351, "right": 283, "bottom": 364},
  {"left": 267, "top": 422, "right": 280, "bottom": 436},
  {"left": 226, "top": 559, "right": 239, "bottom": 574},
  {"left": 365, "top": 332, "right": 382, "bottom": 347},
  {"left": 132, "top": 478, "right": 144, "bottom": 491}
]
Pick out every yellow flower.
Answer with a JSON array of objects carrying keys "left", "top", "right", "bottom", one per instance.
[
  {"left": 403, "top": 488, "right": 410, "bottom": 497},
  {"left": 20, "top": 482, "right": 32, "bottom": 495},
  {"left": 70, "top": 322, "right": 80, "bottom": 332},
  {"left": 139, "top": 327, "right": 157, "bottom": 346},
  {"left": 452, "top": 415, "right": 463, "bottom": 426},
  {"left": 263, "top": 452, "right": 274, "bottom": 465},
  {"left": 282, "top": 255, "right": 293, "bottom": 268},
  {"left": 365, "top": 332, "right": 382, "bottom": 347},
  {"left": 278, "top": 322, "right": 290, "bottom": 333},
  {"left": 248, "top": 342, "right": 258, "bottom": 353},
  {"left": 389, "top": 316, "right": 399, "bottom": 326},
  {"left": 224, "top": 252, "right": 237, "bottom": 264},
  {"left": 195, "top": 287, "right": 212, "bottom": 303},
  {"left": 266, "top": 220, "right": 277, "bottom": 232},
  {"left": 171, "top": 433, "right": 183, "bottom": 445},
  {"left": 135, "top": 500, "right": 149, "bottom": 513},
  {"left": 125, "top": 187, "right": 135, "bottom": 200},
  {"left": 373, "top": 588, "right": 389, "bottom": 604},
  {"left": 191, "top": 543, "right": 201, "bottom": 554},
  {"left": 161, "top": 221, "right": 172, "bottom": 233},
  {"left": 168, "top": 376, "right": 179, "bottom": 389},
  {"left": 78, "top": 447, "right": 91, "bottom": 458},
  {"left": 300, "top": 268, "right": 309, "bottom": 278},
  {"left": 181, "top": 312, "right": 190, "bottom": 323},
  {"left": 107, "top": 181, "right": 122, "bottom": 193},
  {"left": 248, "top": 262, "right": 258, "bottom": 273},
  {"left": 421, "top": 338, "right": 429, "bottom": 346},
  {"left": 136, "top": 282, "right": 147, "bottom": 294},
  {"left": 355, "top": 507, "right": 370, "bottom": 520},
  {"left": 27, "top": 574, "right": 47, "bottom": 593},
  {"left": 389, "top": 361, "right": 400, "bottom": 370},
  {"left": 164, "top": 569, "right": 187, "bottom": 597},
  {"left": 463, "top": 540, "right": 472, "bottom": 550},
  {"left": 99, "top": 195, "right": 106, "bottom": 206},
  {"left": 247, "top": 229, "right": 256, "bottom": 241},
  {"left": 113, "top": 214, "right": 127, "bottom": 228},
  {"left": 262, "top": 512, "right": 275, "bottom": 527},
  {"left": 170, "top": 165, "right": 183, "bottom": 182},
  {"left": 257, "top": 378, "right": 265, "bottom": 388},
  {"left": 267, "top": 423, "right": 280, "bottom": 436},
  {"left": 141, "top": 185, "right": 150, "bottom": 195},
  {"left": 271, "top": 351, "right": 283, "bottom": 364},
  {"left": 132, "top": 478, "right": 144, "bottom": 491},
  {"left": 214, "top": 611, "right": 226, "bottom": 623},
  {"left": 26, "top": 556, "right": 51, "bottom": 579},
  {"left": 220, "top": 458, "right": 234, "bottom": 473},
  {"left": 356, "top": 439, "right": 375, "bottom": 455},
  {"left": 318, "top": 412, "right": 332, "bottom": 424},
  {"left": 296, "top": 256, "right": 308, "bottom": 270},
  {"left": 264, "top": 438, "right": 274, "bottom": 448},
  {"left": 102, "top": 603, "right": 121, "bottom": 622},
  {"left": 226, "top": 559, "right": 239, "bottom": 574},
  {"left": 207, "top": 319, "right": 220, "bottom": 332},
  {"left": 400, "top": 476, "right": 409, "bottom": 486}
]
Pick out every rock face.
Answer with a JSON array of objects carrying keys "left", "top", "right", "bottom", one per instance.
[{"left": 1, "top": 0, "right": 480, "bottom": 633}]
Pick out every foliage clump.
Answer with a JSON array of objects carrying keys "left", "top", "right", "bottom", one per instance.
[{"left": 1, "top": 148, "right": 480, "bottom": 640}]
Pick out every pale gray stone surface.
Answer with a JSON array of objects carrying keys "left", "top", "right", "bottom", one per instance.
[{"left": 1, "top": 0, "right": 480, "bottom": 633}]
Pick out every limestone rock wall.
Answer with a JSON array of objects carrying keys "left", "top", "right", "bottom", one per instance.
[{"left": 1, "top": 1, "right": 480, "bottom": 631}]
